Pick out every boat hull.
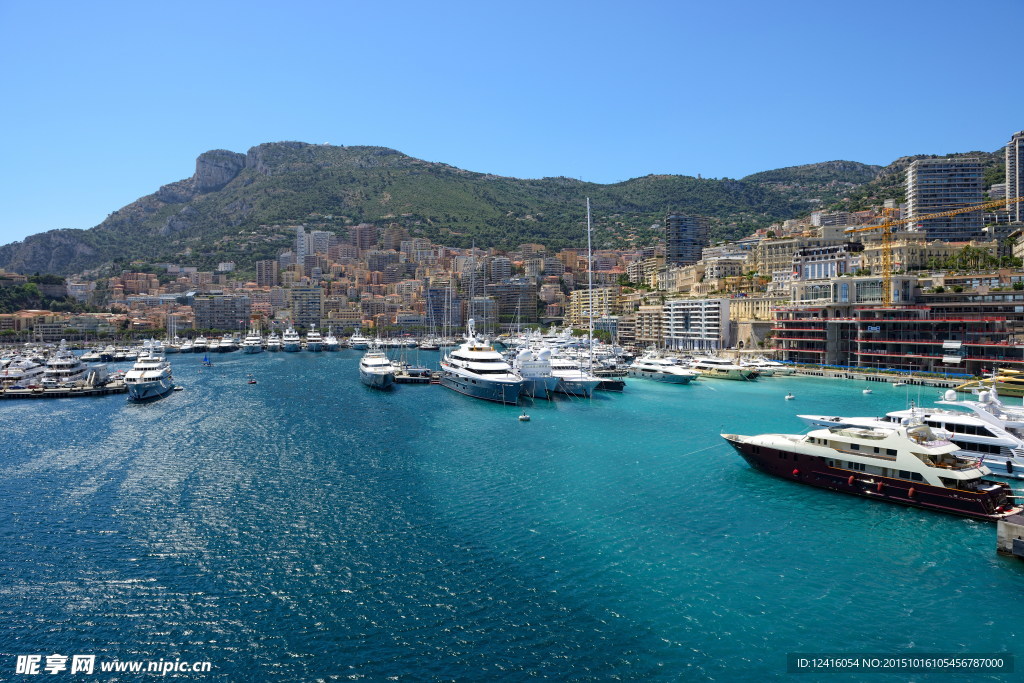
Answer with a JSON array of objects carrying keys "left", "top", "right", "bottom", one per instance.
[
  {"left": 359, "top": 369, "right": 394, "bottom": 389},
  {"left": 627, "top": 368, "right": 695, "bottom": 384},
  {"left": 127, "top": 377, "right": 175, "bottom": 402},
  {"left": 723, "top": 435, "right": 1015, "bottom": 521},
  {"left": 519, "top": 376, "right": 560, "bottom": 399},
  {"left": 439, "top": 371, "right": 522, "bottom": 405}
]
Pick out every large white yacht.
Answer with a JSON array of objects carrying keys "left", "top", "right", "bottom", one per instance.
[
  {"left": 800, "top": 389, "right": 1024, "bottom": 479},
  {"left": 439, "top": 319, "right": 523, "bottom": 405},
  {"left": 266, "top": 331, "right": 282, "bottom": 352},
  {"left": 0, "top": 356, "right": 46, "bottom": 386},
  {"left": 349, "top": 329, "right": 371, "bottom": 350},
  {"left": 282, "top": 326, "right": 302, "bottom": 352},
  {"left": 690, "top": 356, "right": 757, "bottom": 381},
  {"left": 192, "top": 336, "right": 209, "bottom": 354},
  {"left": 511, "top": 347, "right": 560, "bottom": 399},
  {"left": 627, "top": 354, "right": 700, "bottom": 384},
  {"left": 359, "top": 341, "right": 396, "bottom": 389},
  {"left": 548, "top": 355, "right": 603, "bottom": 398},
  {"left": 41, "top": 341, "right": 92, "bottom": 387},
  {"left": 241, "top": 328, "right": 264, "bottom": 354},
  {"left": 324, "top": 329, "right": 340, "bottom": 352},
  {"left": 305, "top": 327, "right": 324, "bottom": 352},
  {"left": 125, "top": 340, "right": 175, "bottom": 401}
]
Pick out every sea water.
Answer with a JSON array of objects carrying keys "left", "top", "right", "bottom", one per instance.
[{"left": 1, "top": 352, "right": 1021, "bottom": 680}]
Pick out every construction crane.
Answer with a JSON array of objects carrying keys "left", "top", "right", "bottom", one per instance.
[{"left": 845, "top": 196, "right": 1024, "bottom": 305}]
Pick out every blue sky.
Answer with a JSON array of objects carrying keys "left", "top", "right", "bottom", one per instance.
[{"left": 1, "top": 0, "right": 1021, "bottom": 245}]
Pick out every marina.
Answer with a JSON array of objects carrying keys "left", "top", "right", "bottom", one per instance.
[{"left": 2, "top": 352, "right": 1023, "bottom": 679}]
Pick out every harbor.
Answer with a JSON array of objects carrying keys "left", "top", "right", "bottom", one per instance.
[{"left": 2, "top": 350, "right": 1023, "bottom": 679}]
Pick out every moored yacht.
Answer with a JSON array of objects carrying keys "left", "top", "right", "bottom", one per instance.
[
  {"left": 691, "top": 356, "right": 757, "bottom": 381},
  {"left": 0, "top": 356, "right": 46, "bottom": 386},
  {"left": 324, "top": 329, "right": 340, "bottom": 352},
  {"left": 282, "top": 326, "right": 302, "bottom": 352},
  {"left": 358, "top": 341, "right": 396, "bottom": 389},
  {"left": 241, "top": 328, "right": 264, "bottom": 354},
  {"left": 41, "top": 341, "right": 92, "bottom": 387},
  {"left": 349, "top": 329, "right": 371, "bottom": 350},
  {"left": 549, "top": 355, "right": 603, "bottom": 398},
  {"left": 125, "top": 340, "right": 175, "bottom": 401},
  {"left": 439, "top": 319, "right": 523, "bottom": 405},
  {"left": 305, "top": 327, "right": 324, "bottom": 352},
  {"left": 192, "top": 336, "right": 209, "bottom": 354},
  {"left": 722, "top": 420, "right": 1021, "bottom": 521},
  {"left": 627, "top": 354, "right": 700, "bottom": 384},
  {"left": 266, "top": 332, "right": 282, "bottom": 352},
  {"left": 511, "top": 347, "right": 560, "bottom": 399}
]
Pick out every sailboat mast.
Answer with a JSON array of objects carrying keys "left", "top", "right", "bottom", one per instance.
[{"left": 586, "top": 198, "right": 594, "bottom": 373}]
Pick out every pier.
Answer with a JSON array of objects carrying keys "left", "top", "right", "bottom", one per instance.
[
  {"left": 0, "top": 382, "right": 128, "bottom": 399},
  {"left": 792, "top": 368, "right": 961, "bottom": 389}
]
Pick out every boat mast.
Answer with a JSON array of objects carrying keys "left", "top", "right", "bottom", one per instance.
[{"left": 586, "top": 197, "right": 594, "bottom": 373}]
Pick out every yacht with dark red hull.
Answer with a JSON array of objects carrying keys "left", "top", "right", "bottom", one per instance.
[{"left": 722, "top": 421, "right": 1021, "bottom": 521}]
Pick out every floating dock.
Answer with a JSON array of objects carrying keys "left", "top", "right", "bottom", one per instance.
[{"left": 0, "top": 382, "right": 128, "bottom": 399}]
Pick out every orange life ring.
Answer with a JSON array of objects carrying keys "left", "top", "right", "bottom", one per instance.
[
  {"left": 877, "top": 482, "right": 884, "bottom": 492},
  {"left": 908, "top": 487, "right": 916, "bottom": 498},
  {"left": 792, "top": 468, "right": 799, "bottom": 477},
  {"left": 848, "top": 475, "right": 855, "bottom": 486}
]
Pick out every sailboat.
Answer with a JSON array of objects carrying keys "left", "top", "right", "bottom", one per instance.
[{"left": 202, "top": 354, "right": 213, "bottom": 367}]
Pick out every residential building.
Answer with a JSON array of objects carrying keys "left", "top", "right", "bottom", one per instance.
[
  {"left": 662, "top": 298, "right": 730, "bottom": 351},
  {"left": 665, "top": 213, "right": 709, "bottom": 267},
  {"left": 256, "top": 260, "right": 279, "bottom": 287},
  {"left": 566, "top": 286, "right": 620, "bottom": 327},
  {"left": 906, "top": 158, "right": 984, "bottom": 240},
  {"left": 193, "top": 294, "right": 251, "bottom": 331},
  {"left": 289, "top": 287, "right": 323, "bottom": 328},
  {"left": 1008, "top": 131, "right": 1024, "bottom": 222}
]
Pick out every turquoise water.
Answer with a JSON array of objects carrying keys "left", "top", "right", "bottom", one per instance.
[{"left": 1, "top": 352, "right": 1021, "bottom": 680}]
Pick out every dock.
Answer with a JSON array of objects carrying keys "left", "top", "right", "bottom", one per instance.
[
  {"left": 0, "top": 382, "right": 129, "bottom": 399},
  {"left": 997, "top": 514, "right": 1024, "bottom": 560}
]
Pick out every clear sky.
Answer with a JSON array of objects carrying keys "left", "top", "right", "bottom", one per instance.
[{"left": 1, "top": 0, "right": 1021, "bottom": 245}]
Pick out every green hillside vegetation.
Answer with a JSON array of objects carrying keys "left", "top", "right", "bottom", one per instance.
[
  {"left": 0, "top": 280, "right": 93, "bottom": 315},
  {"left": 0, "top": 142, "right": 1009, "bottom": 277},
  {"left": 827, "top": 150, "right": 1005, "bottom": 212}
]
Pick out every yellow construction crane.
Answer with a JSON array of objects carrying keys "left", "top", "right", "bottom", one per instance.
[{"left": 845, "top": 196, "right": 1024, "bottom": 305}]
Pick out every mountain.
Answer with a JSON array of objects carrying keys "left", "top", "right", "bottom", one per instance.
[
  {"left": 0, "top": 142, "right": 995, "bottom": 276},
  {"left": 825, "top": 150, "right": 1006, "bottom": 212}
]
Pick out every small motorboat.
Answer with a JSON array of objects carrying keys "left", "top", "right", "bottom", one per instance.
[
  {"left": 519, "top": 412, "right": 531, "bottom": 422},
  {"left": 785, "top": 393, "right": 795, "bottom": 400},
  {"left": 862, "top": 389, "right": 873, "bottom": 394}
]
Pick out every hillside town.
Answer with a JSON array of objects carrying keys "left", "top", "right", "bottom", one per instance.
[{"left": 3, "top": 130, "right": 1023, "bottom": 380}]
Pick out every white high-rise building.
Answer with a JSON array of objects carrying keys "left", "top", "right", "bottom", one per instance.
[
  {"left": 1007, "top": 131, "right": 1024, "bottom": 223},
  {"left": 906, "top": 158, "right": 984, "bottom": 240}
]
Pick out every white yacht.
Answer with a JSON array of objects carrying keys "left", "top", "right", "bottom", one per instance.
[
  {"left": 164, "top": 336, "right": 183, "bottom": 354},
  {"left": 192, "top": 336, "right": 209, "bottom": 354},
  {"left": 125, "top": 340, "right": 175, "bottom": 401},
  {"left": 0, "top": 356, "right": 46, "bottom": 386},
  {"left": 549, "top": 355, "right": 603, "bottom": 398},
  {"left": 744, "top": 357, "right": 794, "bottom": 376},
  {"left": 266, "top": 332, "right": 282, "bottom": 352},
  {"left": 511, "top": 347, "right": 560, "bottom": 399},
  {"left": 800, "top": 389, "right": 1024, "bottom": 479},
  {"left": 179, "top": 339, "right": 194, "bottom": 354},
  {"left": 349, "top": 329, "right": 371, "bottom": 350},
  {"left": 691, "top": 356, "right": 757, "bottom": 381},
  {"left": 627, "top": 355, "right": 700, "bottom": 384},
  {"left": 359, "top": 341, "right": 396, "bottom": 389},
  {"left": 282, "top": 326, "right": 302, "bottom": 352},
  {"left": 41, "top": 341, "right": 92, "bottom": 387},
  {"left": 241, "top": 328, "right": 264, "bottom": 354},
  {"left": 439, "top": 319, "right": 523, "bottom": 405},
  {"left": 324, "top": 329, "right": 340, "bottom": 352},
  {"left": 305, "top": 327, "right": 324, "bottom": 352}
]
